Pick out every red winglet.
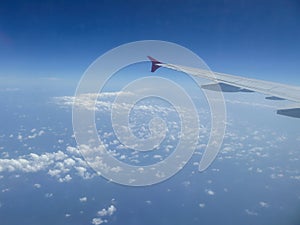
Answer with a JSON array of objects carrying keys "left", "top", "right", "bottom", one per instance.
[{"left": 147, "top": 56, "right": 162, "bottom": 72}]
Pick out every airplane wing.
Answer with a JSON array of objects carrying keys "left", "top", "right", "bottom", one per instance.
[{"left": 147, "top": 56, "right": 300, "bottom": 118}]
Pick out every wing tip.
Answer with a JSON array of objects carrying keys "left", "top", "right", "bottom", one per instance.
[{"left": 147, "top": 56, "right": 162, "bottom": 73}]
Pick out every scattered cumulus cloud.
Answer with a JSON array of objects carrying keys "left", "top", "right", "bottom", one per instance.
[
  {"left": 92, "top": 204, "right": 116, "bottom": 225},
  {"left": 245, "top": 209, "right": 258, "bottom": 216},
  {"left": 199, "top": 203, "right": 205, "bottom": 208},
  {"left": 97, "top": 205, "right": 117, "bottom": 217},
  {"left": 0, "top": 147, "right": 96, "bottom": 182},
  {"left": 205, "top": 189, "right": 215, "bottom": 196},
  {"left": 92, "top": 218, "right": 106, "bottom": 225},
  {"left": 33, "top": 183, "right": 41, "bottom": 188},
  {"left": 145, "top": 200, "right": 152, "bottom": 205},
  {"left": 45, "top": 193, "right": 53, "bottom": 198},
  {"left": 259, "top": 201, "right": 269, "bottom": 208},
  {"left": 2, "top": 188, "right": 10, "bottom": 193},
  {"left": 58, "top": 174, "right": 72, "bottom": 183},
  {"left": 80, "top": 197, "right": 88, "bottom": 203}
]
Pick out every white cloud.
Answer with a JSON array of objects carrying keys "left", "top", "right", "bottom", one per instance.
[
  {"left": 145, "top": 200, "right": 152, "bottom": 205},
  {"left": 110, "top": 166, "right": 122, "bottom": 173},
  {"left": 2, "top": 188, "right": 10, "bottom": 193},
  {"left": 199, "top": 203, "right": 205, "bottom": 208},
  {"left": 24, "top": 129, "right": 45, "bottom": 140},
  {"left": 259, "top": 201, "right": 269, "bottom": 208},
  {"left": 205, "top": 189, "right": 215, "bottom": 196},
  {"left": 64, "top": 158, "right": 76, "bottom": 167},
  {"left": 45, "top": 193, "right": 53, "bottom": 198},
  {"left": 53, "top": 92, "right": 134, "bottom": 112},
  {"left": 290, "top": 175, "right": 300, "bottom": 180},
  {"left": 97, "top": 205, "right": 117, "bottom": 217},
  {"left": 155, "top": 171, "right": 165, "bottom": 178},
  {"left": 79, "top": 197, "right": 88, "bottom": 203},
  {"left": 34, "top": 183, "right": 41, "bottom": 188},
  {"left": 17, "top": 134, "right": 22, "bottom": 141},
  {"left": 97, "top": 209, "right": 107, "bottom": 217},
  {"left": 48, "top": 169, "right": 61, "bottom": 177},
  {"left": 153, "top": 154, "right": 163, "bottom": 160},
  {"left": 92, "top": 204, "right": 116, "bottom": 225},
  {"left": 107, "top": 205, "right": 116, "bottom": 216},
  {"left": 0, "top": 147, "right": 96, "bottom": 182},
  {"left": 58, "top": 174, "right": 72, "bottom": 183},
  {"left": 182, "top": 181, "right": 191, "bottom": 187},
  {"left": 245, "top": 209, "right": 258, "bottom": 216},
  {"left": 256, "top": 168, "right": 263, "bottom": 173},
  {"left": 92, "top": 218, "right": 106, "bottom": 225},
  {"left": 53, "top": 91, "right": 186, "bottom": 118}
]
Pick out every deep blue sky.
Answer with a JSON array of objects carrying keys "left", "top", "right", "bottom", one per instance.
[{"left": 0, "top": 0, "right": 299, "bottom": 84}]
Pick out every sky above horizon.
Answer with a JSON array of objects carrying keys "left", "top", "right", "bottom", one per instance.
[{"left": 0, "top": 0, "right": 299, "bottom": 84}]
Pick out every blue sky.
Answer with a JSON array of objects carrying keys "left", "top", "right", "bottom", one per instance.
[{"left": 0, "top": 0, "right": 299, "bottom": 84}]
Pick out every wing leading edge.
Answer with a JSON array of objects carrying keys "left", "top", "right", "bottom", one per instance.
[{"left": 147, "top": 56, "right": 300, "bottom": 118}]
